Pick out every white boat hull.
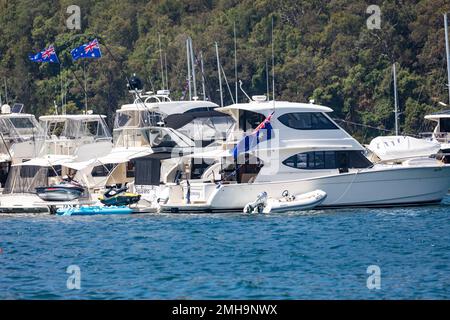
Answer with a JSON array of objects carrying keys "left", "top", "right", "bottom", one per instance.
[{"left": 162, "top": 166, "right": 450, "bottom": 212}]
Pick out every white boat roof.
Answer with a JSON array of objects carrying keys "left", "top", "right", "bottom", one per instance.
[
  {"left": 424, "top": 110, "right": 450, "bottom": 121},
  {"left": 0, "top": 113, "right": 36, "bottom": 118},
  {"left": 39, "top": 114, "right": 107, "bottom": 121},
  {"left": 118, "top": 100, "right": 218, "bottom": 115},
  {"left": 95, "top": 148, "right": 154, "bottom": 165},
  {"left": 216, "top": 100, "right": 333, "bottom": 116},
  {"left": 13, "top": 155, "right": 74, "bottom": 167}
]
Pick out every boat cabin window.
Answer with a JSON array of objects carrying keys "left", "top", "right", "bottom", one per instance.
[
  {"left": 278, "top": 112, "right": 338, "bottom": 130},
  {"left": 239, "top": 110, "right": 266, "bottom": 132},
  {"left": 48, "top": 165, "right": 62, "bottom": 177},
  {"left": 283, "top": 151, "right": 372, "bottom": 170},
  {"left": 439, "top": 118, "right": 450, "bottom": 132},
  {"left": 190, "top": 159, "right": 216, "bottom": 180},
  {"left": 126, "top": 162, "right": 135, "bottom": 178},
  {"left": 9, "top": 117, "right": 36, "bottom": 129},
  {"left": 91, "top": 163, "right": 115, "bottom": 177}
]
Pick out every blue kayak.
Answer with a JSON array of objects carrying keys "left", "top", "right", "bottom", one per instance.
[{"left": 57, "top": 206, "right": 133, "bottom": 216}]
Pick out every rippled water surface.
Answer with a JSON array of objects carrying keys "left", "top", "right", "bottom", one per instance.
[{"left": 1, "top": 196, "right": 450, "bottom": 299}]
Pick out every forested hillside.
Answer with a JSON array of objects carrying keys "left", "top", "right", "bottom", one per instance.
[{"left": 1, "top": 0, "right": 450, "bottom": 141}]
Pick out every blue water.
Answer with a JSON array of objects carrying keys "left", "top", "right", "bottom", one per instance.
[{"left": 1, "top": 196, "right": 450, "bottom": 299}]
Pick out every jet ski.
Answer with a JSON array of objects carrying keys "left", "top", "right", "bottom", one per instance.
[
  {"left": 36, "top": 177, "right": 85, "bottom": 202},
  {"left": 98, "top": 184, "right": 141, "bottom": 207},
  {"left": 243, "top": 190, "right": 327, "bottom": 214}
]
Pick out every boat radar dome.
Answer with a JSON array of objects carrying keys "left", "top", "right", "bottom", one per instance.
[
  {"left": 156, "top": 89, "right": 170, "bottom": 96},
  {"left": 1, "top": 104, "right": 11, "bottom": 114},
  {"left": 127, "top": 75, "right": 143, "bottom": 92},
  {"left": 252, "top": 95, "right": 267, "bottom": 102}
]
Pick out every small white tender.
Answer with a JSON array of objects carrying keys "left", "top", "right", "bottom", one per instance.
[{"left": 243, "top": 190, "right": 327, "bottom": 214}]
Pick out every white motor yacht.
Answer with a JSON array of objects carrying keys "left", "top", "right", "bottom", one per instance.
[
  {"left": 0, "top": 113, "right": 113, "bottom": 213},
  {"left": 159, "top": 99, "right": 450, "bottom": 212},
  {"left": 0, "top": 103, "right": 43, "bottom": 187}
]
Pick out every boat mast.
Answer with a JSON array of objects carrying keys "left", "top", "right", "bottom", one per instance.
[
  {"left": 444, "top": 13, "right": 450, "bottom": 105},
  {"left": 159, "top": 34, "right": 165, "bottom": 90},
  {"left": 189, "top": 37, "right": 197, "bottom": 99},
  {"left": 234, "top": 21, "right": 238, "bottom": 104},
  {"left": 393, "top": 63, "right": 400, "bottom": 136},
  {"left": 215, "top": 42, "right": 224, "bottom": 107},
  {"left": 3, "top": 78, "right": 7, "bottom": 104},
  {"left": 200, "top": 51, "right": 206, "bottom": 101},
  {"left": 271, "top": 16, "right": 275, "bottom": 107},
  {"left": 164, "top": 52, "right": 169, "bottom": 90},
  {"left": 186, "top": 38, "right": 192, "bottom": 100}
]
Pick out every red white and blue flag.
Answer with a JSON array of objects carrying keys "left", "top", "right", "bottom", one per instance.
[
  {"left": 28, "top": 45, "right": 59, "bottom": 63},
  {"left": 71, "top": 39, "right": 102, "bottom": 61},
  {"left": 233, "top": 112, "right": 274, "bottom": 159}
]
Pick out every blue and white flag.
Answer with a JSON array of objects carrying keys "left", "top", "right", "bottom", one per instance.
[
  {"left": 28, "top": 45, "right": 59, "bottom": 63},
  {"left": 71, "top": 39, "right": 102, "bottom": 61}
]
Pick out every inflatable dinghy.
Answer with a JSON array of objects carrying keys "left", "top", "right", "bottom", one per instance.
[{"left": 243, "top": 190, "right": 327, "bottom": 214}]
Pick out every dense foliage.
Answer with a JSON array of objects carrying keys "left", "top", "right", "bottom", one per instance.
[{"left": 1, "top": 0, "right": 450, "bottom": 141}]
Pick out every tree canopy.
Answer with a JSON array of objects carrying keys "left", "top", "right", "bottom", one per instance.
[{"left": 1, "top": 0, "right": 450, "bottom": 141}]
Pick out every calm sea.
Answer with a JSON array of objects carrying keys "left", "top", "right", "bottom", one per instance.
[{"left": 1, "top": 195, "right": 450, "bottom": 299}]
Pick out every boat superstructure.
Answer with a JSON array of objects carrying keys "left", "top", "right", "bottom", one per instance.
[
  {"left": 0, "top": 103, "right": 43, "bottom": 187},
  {"left": 159, "top": 99, "right": 450, "bottom": 212},
  {"left": 77, "top": 90, "right": 234, "bottom": 198},
  {"left": 421, "top": 110, "right": 450, "bottom": 163}
]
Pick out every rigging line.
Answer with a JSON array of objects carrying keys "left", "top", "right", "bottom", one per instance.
[
  {"left": 333, "top": 118, "right": 394, "bottom": 133},
  {"left": 220, "top": 65, "right": 235, "bottom": 105}
]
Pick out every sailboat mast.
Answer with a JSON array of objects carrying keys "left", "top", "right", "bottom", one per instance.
[
  {"left": 189, "top": 37, "right": 197, "bottom": 99},
  {"left": 234, "top": 21, "right": 238, "bottom": 104},
  {"left": 186, "top": 38, "right": 192, "bottom": 100},
  {"left": 200, "top": 51, "right": 206, "bottom": 101},
  {"left": 159, "top": 34, "right": 165, "bottom": 90},
  {"left": 215, "top": 42, "right": 224, "bottom": 107},
  {"left": 393, "top": 63, "right": 399, "bottom": 136},
  {"left": 444, "top": 13, "right": 450, "bottom": 105}
]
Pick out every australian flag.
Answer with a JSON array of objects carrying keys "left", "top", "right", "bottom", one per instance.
[
  {"left": 28, "top": 45, "right": 59, "bottom": 63},
  {"left": 233, "top": 112, "right": 274, "bottom": 159},
  {"left": 71, "top": 39, "right": 102, "bottom": 61}
]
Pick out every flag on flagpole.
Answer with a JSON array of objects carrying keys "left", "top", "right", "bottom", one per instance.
[
  {"left": 233, "top": 112, "right": 274, "bottom": 159},
  {"left": 70, "top": 39, "right": 102, "bottom": 61},
  {"left": 28, "top": 45, "right": 59, "bottom": 63}
]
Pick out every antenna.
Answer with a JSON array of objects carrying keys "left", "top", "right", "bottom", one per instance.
[
  {"left": 393, "top": 63, "right": 400, "bottom": 136},
  {"left": 445, "top": 13, "right": 450, "bottom": 105},
  {"left": 186, "top": 38, "right": 192, "bottom": 100},
  {"left": 271, "top": 16, "right": 275, "bottom": 106},
  {"left": 159, "top": 34, "right": 165, "bottom": 90},
  {"left": 234, "top": 21, "right": 238, "bottom": 104},
  {"left": 215, "top": 42, "right": 224, "bottom": 107},
  {"left": 189, "top": 37, "right": 197, "bottom": 98},
  {"left": 200, "top": 51, "right": 206, "bottom": 101}
]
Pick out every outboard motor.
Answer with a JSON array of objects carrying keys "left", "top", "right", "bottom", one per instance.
[{"left": 243, "top": 191, "right": 268, "bottom": 214}]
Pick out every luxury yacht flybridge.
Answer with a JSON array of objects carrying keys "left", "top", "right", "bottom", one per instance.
[{"left": 159, "top": 98, "right": 450, "bottom": 212}]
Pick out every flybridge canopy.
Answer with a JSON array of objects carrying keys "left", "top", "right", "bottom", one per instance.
[
  {"left": 0, "top": 113, "right": 42, "bottom": 143},
  {"left": 118, "top": 100, "right": 219, "bottom": 116},
  {"left": 216, "top": 101, "right": 334, "bottom": 118},
  {"left": 39, "top": 114, "right": 111, "bottom": 140}
]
